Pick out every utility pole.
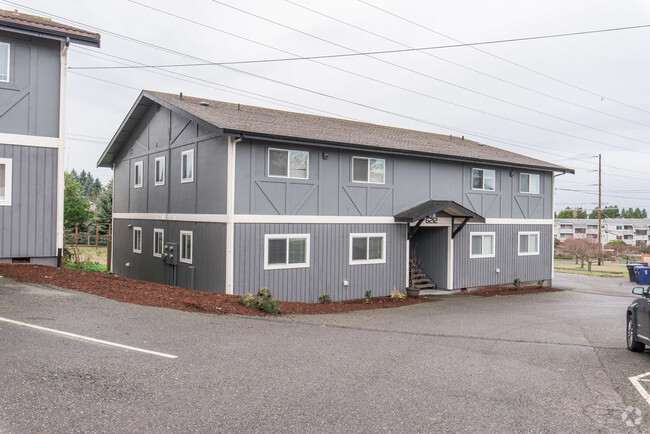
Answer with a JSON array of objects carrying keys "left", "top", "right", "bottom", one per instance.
[{"left": 598, "top": 154, "right": 602, "bottom": 266}]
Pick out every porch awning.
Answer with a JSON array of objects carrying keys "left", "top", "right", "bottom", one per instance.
[{"left": 394, "top": 200, "right": 485, "bottom": 223}]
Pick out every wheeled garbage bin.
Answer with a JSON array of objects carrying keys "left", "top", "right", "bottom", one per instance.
[{"left": 627, "top": 263, "right": 648, "bottom": 282}]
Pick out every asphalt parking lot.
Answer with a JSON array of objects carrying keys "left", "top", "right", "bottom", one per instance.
[{"left": 1, "top": 272, "right": 648, "bottom": 432}]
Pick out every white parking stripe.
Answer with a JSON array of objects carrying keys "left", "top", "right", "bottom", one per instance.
[
  {"left": 0, "top": 316, "right": 178, "bottom": 359},
  {"left": 629, "top": 372, "right": 650, "bottom": 407}
]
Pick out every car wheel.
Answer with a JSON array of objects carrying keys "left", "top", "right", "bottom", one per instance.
[{"left": 627, "top": 314, "right": 645, "bottom": 352}]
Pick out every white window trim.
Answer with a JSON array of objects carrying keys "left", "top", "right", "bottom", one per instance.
[
  {"left": 469, "top": 232, "right": 495, "bottom": 258},
  {"left": 264, "top": 233, "right": 310, "bottom": 270},
  {"left": 153, "top": 228, "right": 164, "bottom": 258},
  {"left": 518, "top": 231, "right": 540, "bottom": 256},
  {"left": 349, "top": 232, "right": 387, "bottom": 265},
  {"left": 181, "top": 150, "right": 194, "bottom": 183},
  {"left": 471, "top": 168, "right": 496, "bottom": 191},
  {"left": 154, "top": 156, "right": 165, "bottom": 186},
  {"left": 0, "top": 42, "right": 9, "bottom": 83},
  {"left": 351, "top": 156, "right": 386, "bottom": 184},
  {"left": 180, "top": 230, "right": 193, "bottom": 264},
  {"left": 519, "top": 173, "right": 540, "bottom": 194},
  {"left": 133, "top": 227, "right": 142, "bottom": 254},
  {"left": 0, "top": 157, "right": 12, "bottom": 206},
  {"left": 134, "top": 161, "right": 143, "bottom": 188},
  {"left": 267, "top": 148, "right": 310, "bottom": 180}
]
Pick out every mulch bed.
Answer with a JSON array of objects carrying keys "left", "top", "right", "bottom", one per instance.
[
  {"left": 464, "top": 285, "right": 562, "bottom": 297},
  {"left": 0, "top": 264, "right": 434, "bottom": 316}
]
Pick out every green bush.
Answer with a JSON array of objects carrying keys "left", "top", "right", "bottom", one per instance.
[
  {"left": 513, "top": 278, "right": 521, "bottom": 289},
  {"left": 537, "top": 280, "right": 545, "bottom": 288},
  {"left": 64, "top": 262, "right": 108, "bottom": 273},
  {"left": 390, "top": 288, "right": 406, "bottom": 300},
  {"left": 238, "top": 287, "right": 281, "bottom": 315},
  {"left": 318, "top": 294, "right": 332, "bottom": 304}
]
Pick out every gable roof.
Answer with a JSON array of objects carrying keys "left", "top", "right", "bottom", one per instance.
[
  {"left": 98, "top": 90, "right": 573, "bottom": 173},
  {"left": 0, "top": 9, "right": 100, "bottom": 47}
]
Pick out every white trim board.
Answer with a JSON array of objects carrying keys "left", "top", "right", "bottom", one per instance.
[
  {"left": 471, "top": 218, "right": 554, "bottom": 225},
  {"left": 113, "top": 213, "right": 401, "bottom": 224},
  {"left": 0, "top": 132, "right": 59, "bottom": 148}
]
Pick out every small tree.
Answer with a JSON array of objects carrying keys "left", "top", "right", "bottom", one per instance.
[
  {"left": 64, "top": 172, "right": 92, "bottom": 229},
  {"left": 95, "top": 180, "right": 113, "bottom": 223},
  {"left": 573, "top": 239, "right": 600, "bottom": 272}
]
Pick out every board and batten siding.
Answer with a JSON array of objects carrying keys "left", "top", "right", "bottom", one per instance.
[
  {"left": 112, "top": 219, "right": 227, "bottom": 292},
  {"left": 233, "top": 222, "right": 407, "bottom": 302},
  {"left": 0, "top": 144, "right": 57, "bottom": 262},
  {"left": 453, "top": 224, "right": 553, "bottom": 288}
]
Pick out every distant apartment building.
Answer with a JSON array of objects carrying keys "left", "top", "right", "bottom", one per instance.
[{"left": 554, "top": 218, "right": 650, "bottom": 246}]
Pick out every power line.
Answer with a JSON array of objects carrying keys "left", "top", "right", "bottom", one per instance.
[{"left": 358, "top": 0, "right": 650, "bottom": 116}]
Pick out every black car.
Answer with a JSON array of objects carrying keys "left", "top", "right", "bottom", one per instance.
[{"left": 627, "top": 286, "right": 650, "bottom": 352}]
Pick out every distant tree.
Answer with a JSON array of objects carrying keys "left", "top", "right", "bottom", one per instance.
[
  {"left": 589, "top": 205, "right": 620, "bottom": 219},
  {"left": 557, "top": 207, "right": 586, "bottom": 218},
  {"left": 644, "top": 209, "right": 648, "bottom": 218},
  {"left": 573, "top": 239, "right": 600, "bottom": 271},
  {"left": 95, "top": 180, "right": 112, "bottom": 223},
  {"left": 64, "top": 172, "right": 92, "bottom": 229}
]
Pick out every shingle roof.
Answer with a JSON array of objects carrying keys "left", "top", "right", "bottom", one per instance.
[
  {"left": 0, "top": 9, "right": 100, "bottom": 46},
  {"left": 98, "top": 90, "right": 573, "bottom": 173}
]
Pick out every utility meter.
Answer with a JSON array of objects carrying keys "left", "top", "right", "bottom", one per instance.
[{"left": 162, "top": 242, "right": 178, "bottom": 265}]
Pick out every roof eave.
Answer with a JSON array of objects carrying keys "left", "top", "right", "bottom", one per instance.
[{"left": 0, "top": 21, "right": 100, "bottom": 47}]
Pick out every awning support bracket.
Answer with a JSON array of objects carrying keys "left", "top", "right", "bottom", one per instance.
[
  {"left": 408, "top": 217, "right": 426, "bottom": 240},
  {"left": 451, "top": 216, "right": 470, "bottom": 239}
]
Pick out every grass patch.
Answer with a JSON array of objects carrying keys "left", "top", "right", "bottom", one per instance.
[
  {"left": 553, "top": 261, "right": 626, "bottom": 278},
  {"left": 64, "top": 262, "right": 109, "bottom": 273},
  {"left": 65, "top": 246, "right": 107, "bottom": 264}
]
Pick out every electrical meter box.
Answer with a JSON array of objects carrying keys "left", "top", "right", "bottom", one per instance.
[{"left": 162, "top": 242, "right": 178, "bottom": 265}]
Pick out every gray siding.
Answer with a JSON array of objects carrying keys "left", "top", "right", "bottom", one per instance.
[
  {"left": 411, "top": 227, "right": 449, "bottom": 289},
  {"left": 453, "top": 224, "right": 553, "bottom": 288},
  {"left": 234, "top": 138, "right": 553, "bottom": 219},
  {"left": 113, "top": 105, "right": 227, "bottom": 215},
  {"left": 112, "top": 219, "right": 226, "bottom": 292},
  {"left": 0, "top": 31, "right": 60, "bottom": 137},
  {"left": 233, "top": 223, "right": 407, "bottom": 302},
  {"left": 0, "top": 144, "right": 57, "bottom": 259}
]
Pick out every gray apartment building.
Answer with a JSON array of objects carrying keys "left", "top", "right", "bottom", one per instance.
[
  {"left": 99, "top": 91, "right": 572, "bottom": 302},
  {"left": 0, "top": 10, "right": 99, "bottom": 265},
  {"left": 555, "top": 218, "right": 650, "bottom": 246}
]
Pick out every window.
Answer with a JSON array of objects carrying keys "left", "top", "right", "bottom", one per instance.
[
  {"left": 264, "top": 234, "right": 310, "bottom": 269},
  {"left": 181, "top": 150, "right": 194, "bottom": 183},
  {"left": 518, "top": 231, "right": 540, "bottom": 256},
  {"left": 134, "top": 161, "right": 143, "bottom": 188},
  {"left": 0, "top": 42, "right": 9, "bottom": 82},
  {"left": 268, "top": 149, "right": 309, "bottom": 179},
  {"left": 180, "top": 230, "right": 193, "bottom": 263},
  {"left": 519, "top": 173, "right": 540, "bottom": 194},
  {"left": 616, "top": 225, "right": 623, "bottom": 230},
  {"left": 0, "top": 157, "right": 12, "bottom": 206},
  {"left": 470, "top": 232, "right": 495, "bottom": 258},
  {"left": 349, "top": 233, "right": 386, "bottom": 264},
  {"left": 153, "top": 228, "right": 164, "bottom": 258},
  {"left": 154, "top": 156, "right": 165, "bottom": 186},
  {"left": 133, "top": 227, "right": 142, "bottom": 254},
  {"left": 352, "top": 157, "right": 385, "bottom": 184},
  {"left": 471, "top": 168, "right": 495, "bottom": 191}
]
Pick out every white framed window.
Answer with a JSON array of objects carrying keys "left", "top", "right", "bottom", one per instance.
[
  {"left": 153, "top": 228, "right": 164, "bottom": 258},
  {"left": 352, "top": 157, "right": 385, "bottom": 184},
  {"left": 0, "top": 42, "right": 9, "bottom": 82},
  {"left": 349, "top": 233, "right": 386, "bottom": 265},
  {"left": 520, "top": 173, "right": 540, "bottom": 194},
  {"left": 264, "top": 234, "right": 310, "bottom": 270},
  {"left": 134, "top": 161, "right": 143, "bottom": 188},
  {"left": 0, "top": 157, "right": 12, "bottom": 206},
  {"left": 180, "top": 230, "right": 193, "bottom": 264},
  {"left": 471, "top": 168, "right": 495, "bottom": 191},
  {"left": 518, "top": 231, "right": 540, "bottom": 256},
  {"left": 181, "top": 150, "right": 194, "bottom": 183},
  {"left": 470, "top": 232, "right": 495, "bottom": 258},
  {"left": 268, "top": 148, "right": 309, "bottom": 179},
  {"left": 154, "top": 156, "right": 165, "bottom": 186},
  {"left": 133, "top": 227, "right": 142, "bottom": 254}
]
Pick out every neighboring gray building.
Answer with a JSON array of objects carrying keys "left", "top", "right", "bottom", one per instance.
[
  {"left": 0, "top": 10, "right": 99, "bottom": 265},
  {"left": 555, "top": 218, "right": 650, "bottom": 246},
  {"left": 98, "top": 91, "right": 573, "bottom": 302}
]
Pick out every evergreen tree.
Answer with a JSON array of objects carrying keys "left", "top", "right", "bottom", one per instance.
[
  {"left": 95, "top": 180, "right": 112, "bottom": 223},
  {"left": 64, "top": 172, "right": 92, "bottom": 229}
]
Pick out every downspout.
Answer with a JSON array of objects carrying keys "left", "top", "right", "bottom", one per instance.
[
  {"left": 225, "top": 134, "right": 243, "bottom": 294},
  {"left": 55, "top": 38, "right": 70, "bottom": 265}
]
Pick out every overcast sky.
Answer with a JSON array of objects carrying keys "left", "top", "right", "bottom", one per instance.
[{"left": 6, "top": 0, "right": 650, "bottom": 213}]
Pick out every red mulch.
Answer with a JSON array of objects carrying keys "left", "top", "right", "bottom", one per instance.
[
  {"left": 0, "top": 264, "right": 434, "bottom": 316},
  {"left": 464, "top": 285, "right": 562, "bottom": 297}
]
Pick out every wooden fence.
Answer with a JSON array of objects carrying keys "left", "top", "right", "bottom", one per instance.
[{"left": 65, "top": 222, "right": 112, "bottom": 248}]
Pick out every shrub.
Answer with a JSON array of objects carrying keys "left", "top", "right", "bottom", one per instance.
[
  {"left": 390, "top": 288, "right": 406, "bottom": 300},
  {"left": 239, "top": 287, "right": 281, "bottom": 315},
  {"left": 364, "top": 290, "right": 372, "bottom": 303},
  {"left": 318, "top": 294, "right": 332, "bottom": 304},
  {"left": 513, "top": 278, "right": 521, "bottom": 289},
  {"left": 537, "top": 280, "right": 545, "bottom": 288}
]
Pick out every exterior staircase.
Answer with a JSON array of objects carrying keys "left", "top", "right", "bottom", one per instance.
[{"left": 409, "top": 267, "right": 437, "bottom": 290}]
